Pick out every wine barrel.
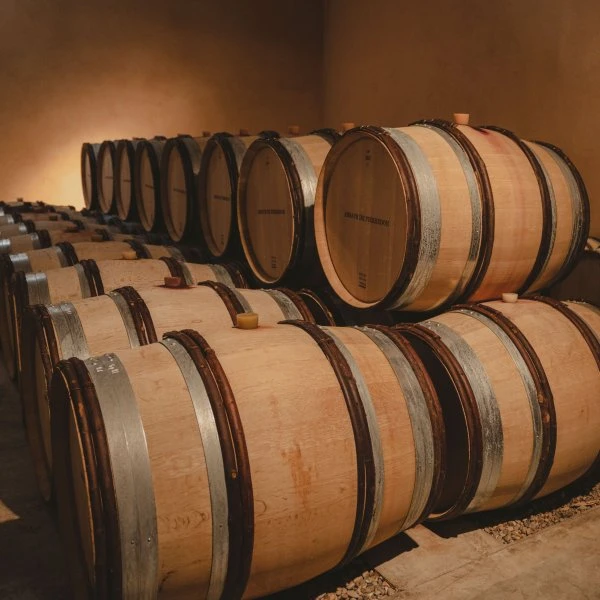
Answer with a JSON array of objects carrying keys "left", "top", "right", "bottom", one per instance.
[
  {"left": 134, "top": 137, "right": 167, "bottom": 232},
  {"left": 9, "top": 259, "right": 245, "bottom": 374},
  {"left": 0, "top": 243, "right": 187, "bottom": 377},
  {"left": 0, "top": 219, "right": 85, "bottom": 239},
  {"left": 0, "top": 229, "right": 108, "bottom": 255},
  {"left": 585, "top": 236, "right": 600, "bottom": 252},
  {"left": 114, "top": 139, "right": 142, "bottom": 221},
  {"left": 198, "top": 131, "right": 280, "bottom": 259},
  {"left": 23, "top": 283, "right": 310, "bottom": 500},
  {"left": 395, "top": 297, "right": 599, "bottom": 519},
  {"left": 547, "top": 251, "right": 600, "bottom": 306},
  {"left": 97, "top": 140, "right": 117, "bottom": 214},
  {"left": 81, "top": 143, "right": 101, "bottom": 210},
  {"left": 161, "top": 134, "right": 212, "bottom": 242},
  {"left": 50, "top": 321, "right": 443, "bottom": 599},
  {"left": 237, "top": 130, "right": 340, "bottom": 286},
  {"left": 315, "top": 118, "right": 589, "bottom": 311},
  {"left": 297, "top": 288, "right": 422, "bottom": 327}
]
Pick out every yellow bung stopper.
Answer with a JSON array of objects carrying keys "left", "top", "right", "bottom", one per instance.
[
  {"left": 502, "top": 293, "right": 518, "bottom": 303},
  {"left": 236, "top": 312, "right": 259, "bottom": 329},
  {"left": 121, "top": 250, "right": 138, "bottom": 260}
]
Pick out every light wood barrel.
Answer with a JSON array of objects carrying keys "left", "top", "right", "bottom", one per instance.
[
  {"left": 315, "top": 121, "right": 589, "bottom": 311},
  {"left": 237, "top": 130, "right": 339, "bottom": 286},
  {"left": 161, "top": 134, "right": 211, "bottom": 242},
  {"left": 114, "top": 139, "right": 143, "bottom": 221},
  {"left": 7, "top": 257, "right": 240, "bottom": 378},
  {"left": 0, "top": 229, "right": 122, "bottom": 255},
  {"left": 296, "top": 288, "right": 420, "bottom": 327},
  {"left": 134, "top": 137, "right": 167, "bottom": 232},
  {"left": 198, "top": 132, "right": 280, "bottom": 259},
  {"left": 50, "top": 321, "right": 443, "bottom": 598},
  {"left": 23, "top": 284, "right": 311, "bottom": 500},
  {"left": 0, "top": 243, "right": 185, "bottom": 378},
  {"left": 395, "top": 297, "right": 599, "bottom": 519},
  {"left": 97, "top": 140, "right": 117, "bottom": 215},
  {"left": 547, "top": 251, "right": 600, "bottom": 306},
  {"left": 81, "top": 143, "right": 101, "bottom": 210}
]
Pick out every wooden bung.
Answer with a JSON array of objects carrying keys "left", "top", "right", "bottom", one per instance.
[
  {"left": 164, "top": 276, "right": 183, "bottom": 288},
  {"left": 121, "top": 250, "right": 138, "bottom": 260},
  {"left": 239, "top": 128, "right": 250, "bottom": 136},
  {"left": 202, "top": 130, "right": 212, "bottom": 137},
  {"left": 341, "top": 122, "right": 356, "bottom": 132},
  {"left": 236, "top": 311, "right": 259, "bottom": 329},
  {"left": 288, "top": 125, "right": 300, "bottom": 136},
  {"left": 453, "top": 113, "right": 470, "bottom": 125},
  {"left": 502, "top": 292, "right": 518, "bottom": 303}
]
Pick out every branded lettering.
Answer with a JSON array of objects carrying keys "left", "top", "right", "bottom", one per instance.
[{"left": 344, "top": 211, "right": 390, "bottom": 227}]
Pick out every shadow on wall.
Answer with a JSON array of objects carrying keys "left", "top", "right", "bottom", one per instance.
[{"left": 0, "top": 0, "right": 324, "bottom": 208}]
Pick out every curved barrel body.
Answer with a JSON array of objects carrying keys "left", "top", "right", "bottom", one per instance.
[
  {"left": 396, "top": 297, "right": 599, "bottom": 519},
  {"left": 50, "top": 322, "right": 443, "bottom": 598},
  {"left": 315, "top": 122, "right": 589, "bottom": 311},
  {"left": 22, "top": 284, "right": 311, "bottom": 499}
]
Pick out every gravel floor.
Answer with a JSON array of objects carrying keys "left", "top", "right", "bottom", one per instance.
[
  {"left": 476, "top": 463, "right": 600, "bottom": 544},
  {"left": 314, "top": 571, "right": 396, "bottom": 599}
]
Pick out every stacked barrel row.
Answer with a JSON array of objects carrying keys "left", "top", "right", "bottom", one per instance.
[
  {"left": 36, "top": 295, "right": 600, "bottom": 599},
  {"left": 9, "top": 115, "right": 596, "bottom": 599},
  {"left": 83, "top": 116, "right": 593, "bottom": 311}
]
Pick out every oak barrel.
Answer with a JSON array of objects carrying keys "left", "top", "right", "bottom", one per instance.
[
  {"left": 23, "top": 283, "right": 311, "bottom": 500},
  {"left": 237, "top": 130, "right": 339, "bottom": 286},
  {"left": 114, "top": 139, "right": 142, "bottom": 221},
  {"left": 296, "top": 288, "right": 420, "bottom": 327},
  {"left": 0, "top": 229, "right": 109, "bottom": 255},
  {"left": 134, "top": 137, "right": 167, "bottom": 232},
  {"left": 50, "top": 322, "right": 443, "bottom": 598},
  {"left": 97, "top": 140, "right": 117, "bottom": 214},
  {"left": 315, "top": 120, "right": 589, "bottom": 311},
  {"left": 81, "top": 143, "right": 101, "bottom": 210},
  {"left": 395, "top": 297, "right": 599, "bottom": 519},
  {"left": 197, "top": 131, "right": 279, "bottom": 259},
  {"left": 0, "top": 242, "right": 185, "bottom": 377},
  {"left": 7, "top": 257, "right": 240, "bottom": 378},
  {"left": 161, "top": 134, "right": 212, "bottom": 242}
]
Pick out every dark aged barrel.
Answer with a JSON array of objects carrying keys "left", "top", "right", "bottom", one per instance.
[
  {"left": 134, "top": 137, "right": 168, "bottom": 232},
  {"left": 50, "top": 321, "right": 443, "bottom": 598},
  {"left": 547, "top": 251, "right": 600, "bottom": 306},
  {"left": 237, "top": 130, "right": 340, "bottom": 286},
  {"left": 197, "top": 131, "right": 280, "bottom": 259},
  {"left": 97, "top": 140, "right": 117, "bottom": 214},
  {"left": 161, "top": 134, "right": 212, "bottom": 242},
  {"left": 114, "top": 139, "right": 142, "bottom": 221},
  {"left": 395, "top": 297, "right": 599, "bottom": 519},
  {"left": 81, "top": 143, "right": 101, "bottom": 209},
  {"left": 315, "top": 117, "right": 589, "bottom": 311},
  {"left": 23, "top": 284, "right": 310, "bottom": 500}
]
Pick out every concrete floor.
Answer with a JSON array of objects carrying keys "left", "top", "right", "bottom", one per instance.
[{"left": 0, "top": 357, "right": 598, "bottom": 600}]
